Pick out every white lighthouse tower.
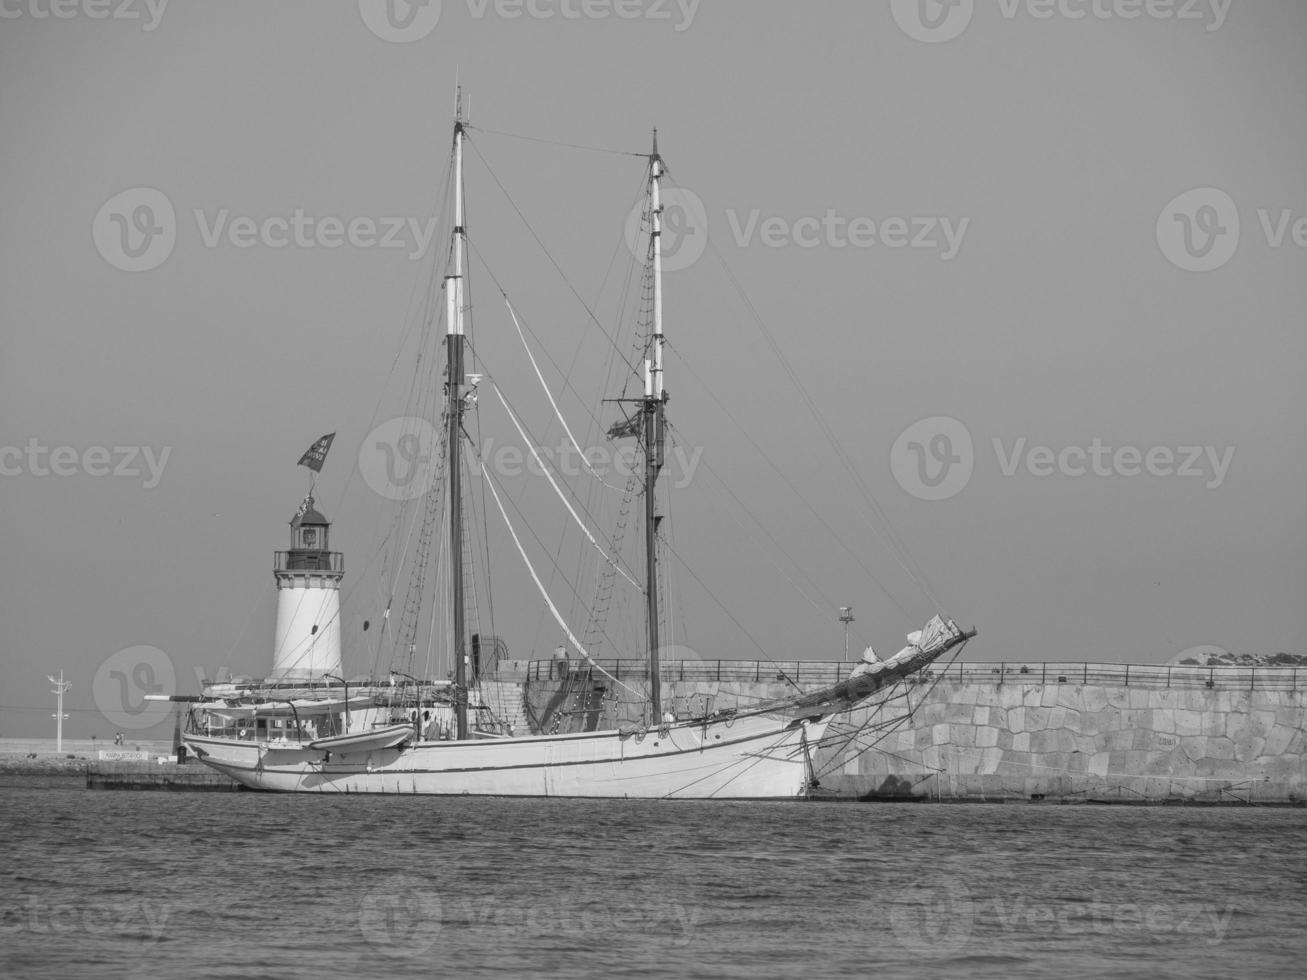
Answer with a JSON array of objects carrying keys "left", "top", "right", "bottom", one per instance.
[{"left": 271, "top": 497, "right": 344, "bottom": 681}]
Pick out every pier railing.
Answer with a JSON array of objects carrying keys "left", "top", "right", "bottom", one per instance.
[{"left": 523, "top": 659, "right": 1303, "bottom": 691}]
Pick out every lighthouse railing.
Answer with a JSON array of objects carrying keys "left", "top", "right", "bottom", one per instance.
[{"left": 274, "top": 551, "right": 344, "bottom": 574}]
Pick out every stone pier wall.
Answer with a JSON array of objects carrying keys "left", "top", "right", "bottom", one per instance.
[
  {"left": 516, "top": 662, "right": 1307, "bottom": 803},
  {"left": 825, "top": 680, "right": 1305, "bottom": 803}
]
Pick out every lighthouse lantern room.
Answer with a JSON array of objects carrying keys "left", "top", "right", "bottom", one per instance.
[{"left": 271, "top": 496, "right": 344, "bottom": 681}]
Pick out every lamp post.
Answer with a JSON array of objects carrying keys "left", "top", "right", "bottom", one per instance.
[
  {"left": 839, "top": 607, "right": 855, "bottom": 660},
  {"left": 48, "top": 671, "right": 70, "bottom": 753}
]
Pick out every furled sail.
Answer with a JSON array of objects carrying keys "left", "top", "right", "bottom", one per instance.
[{"left": 783, "top": 616, "right": 974, "bottom": 715}]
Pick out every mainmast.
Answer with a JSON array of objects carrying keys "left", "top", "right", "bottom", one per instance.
[
  {"left": 446, "top": 90, "right": 469, "bottom": 740},
  {"left": 644, "top": 129, "right": 667, "bottom": 723}
]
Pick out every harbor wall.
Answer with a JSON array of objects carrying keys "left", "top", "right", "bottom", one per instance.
[{"left": 517, "top": 662, "right": 1307, "bottom": 803}]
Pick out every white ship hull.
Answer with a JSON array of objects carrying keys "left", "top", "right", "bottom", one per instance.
[{"left": 188, "top": 713, "right": 826, "bottom": 799}]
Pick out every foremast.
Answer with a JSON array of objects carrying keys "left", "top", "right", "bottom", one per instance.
[
  {"left": 644, "top": 130, "right": 667, "bottom": 723},
  {"left": 445, "top": 92, "right": 469, "bottom": 740}
]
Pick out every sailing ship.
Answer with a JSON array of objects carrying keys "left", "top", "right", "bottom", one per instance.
[{"left": 181, "top": 97, "right": 975, "bottom": 798}]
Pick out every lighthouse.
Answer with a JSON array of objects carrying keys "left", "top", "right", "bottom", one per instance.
[{"left": 271, "top": 496, "right": 344, "bottom": 681}]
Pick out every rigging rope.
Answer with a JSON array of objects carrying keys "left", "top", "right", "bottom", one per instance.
[
  {"left": 705, "top": 242, "right": 946, "bottom": 614},
  {"left": 503, "top": 294, "right": 624, "bottom": 490},
  {"left": 464, "top": 124, "right": 648, "bottom": 159},
  {"left": 490, "top": 383, "right": 640, "bottom": 589},
  {"left": 464, "top": 135, "right": 642, "bottom": 380},
  {"left": 479, "top": 464, "right": 645, "bottom": 701},
  {"left": 666, "top": 341, "right": 911, "bottom": 621}
]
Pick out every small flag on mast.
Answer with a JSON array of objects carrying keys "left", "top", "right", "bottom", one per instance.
[
  {"left": 298, "top": 433, "right": 335, "bottom": 472},
  {"left": 605, "top": 416, "right": 641, "bottom": 440}
]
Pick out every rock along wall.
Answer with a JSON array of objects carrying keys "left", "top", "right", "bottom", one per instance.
[{"left": 517, "top": 663, "right": 1307, "bottom": 803}]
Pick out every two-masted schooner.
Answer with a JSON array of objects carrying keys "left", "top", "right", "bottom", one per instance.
[{"left": 180, "top": 97, "right": 974, "bottom": 798}]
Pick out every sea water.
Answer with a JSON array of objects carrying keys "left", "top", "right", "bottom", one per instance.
[{"left": 1, "top": 779, "right": 1304, "bottom": 979}]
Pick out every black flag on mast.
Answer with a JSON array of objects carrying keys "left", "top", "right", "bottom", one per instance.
[
  {"left": 606, "top": 415, "right": 641, "bottom": 440},
  {"left": 297, "top": 433, "right": 335, "bottom": 472}
]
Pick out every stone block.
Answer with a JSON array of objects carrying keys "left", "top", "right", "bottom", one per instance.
[
  {"left": 1233, "top": 732, "right": 1265, "bottom": 762},
  {"left": 1265, "top": 725, "right": 1295, "bottom": 757},
  {"left": 1012, "top": 732, "right": 1030, "bottom": 752},
  {"left": 1008, "top": 707, "right": 1026, "bottom": 732},
  {"left": 1081, "top": 709, "right": 1110, "bottom": 737},
  {"left": 1144, "top": 752, "right": 1175, "bottom": 776},
  {"left": 1103, "top": 730, "right": 1134, "bottom": 751},
  {"left": 1088, "top": 752, "right": 1110, "bottom": 777},
  {"left": 1081, "top": 687, "right": 1109, "bottom": 714},
  {"left": 1179, "top": 736, "right": 1208, "bottom": 761},
  {"left": 972, "top": 706, "right": 990, "bottom": 727},
  {"left": 1248, "top": 710, "right": 1275, "bottom": 740},
  {"left": 1275, "top": 707, "right": 1304, "bottom": 729},
  {"left": 996, "top": 755, "right": 1027, "bottom": 778},
  {"left": 1029, "top": 730, "right": 1062, "bottom": 754},
  {"left": 976, "top": 726, "right": 998, "bottom": 748},
  {"left": 1201, "top": 711, "right": 1229, "bottom": 737},
  {"left": 974, "top": 686, "right": 1005, "bottom": 707}
]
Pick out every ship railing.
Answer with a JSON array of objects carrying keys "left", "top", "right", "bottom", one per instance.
[{"left": 522, "top": 659, "right": 1302, "bottom": 691}]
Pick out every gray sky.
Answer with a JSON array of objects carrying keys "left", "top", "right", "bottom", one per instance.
[{"left": 2, "top": 0, "right": 1304, "bottom": 737}]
